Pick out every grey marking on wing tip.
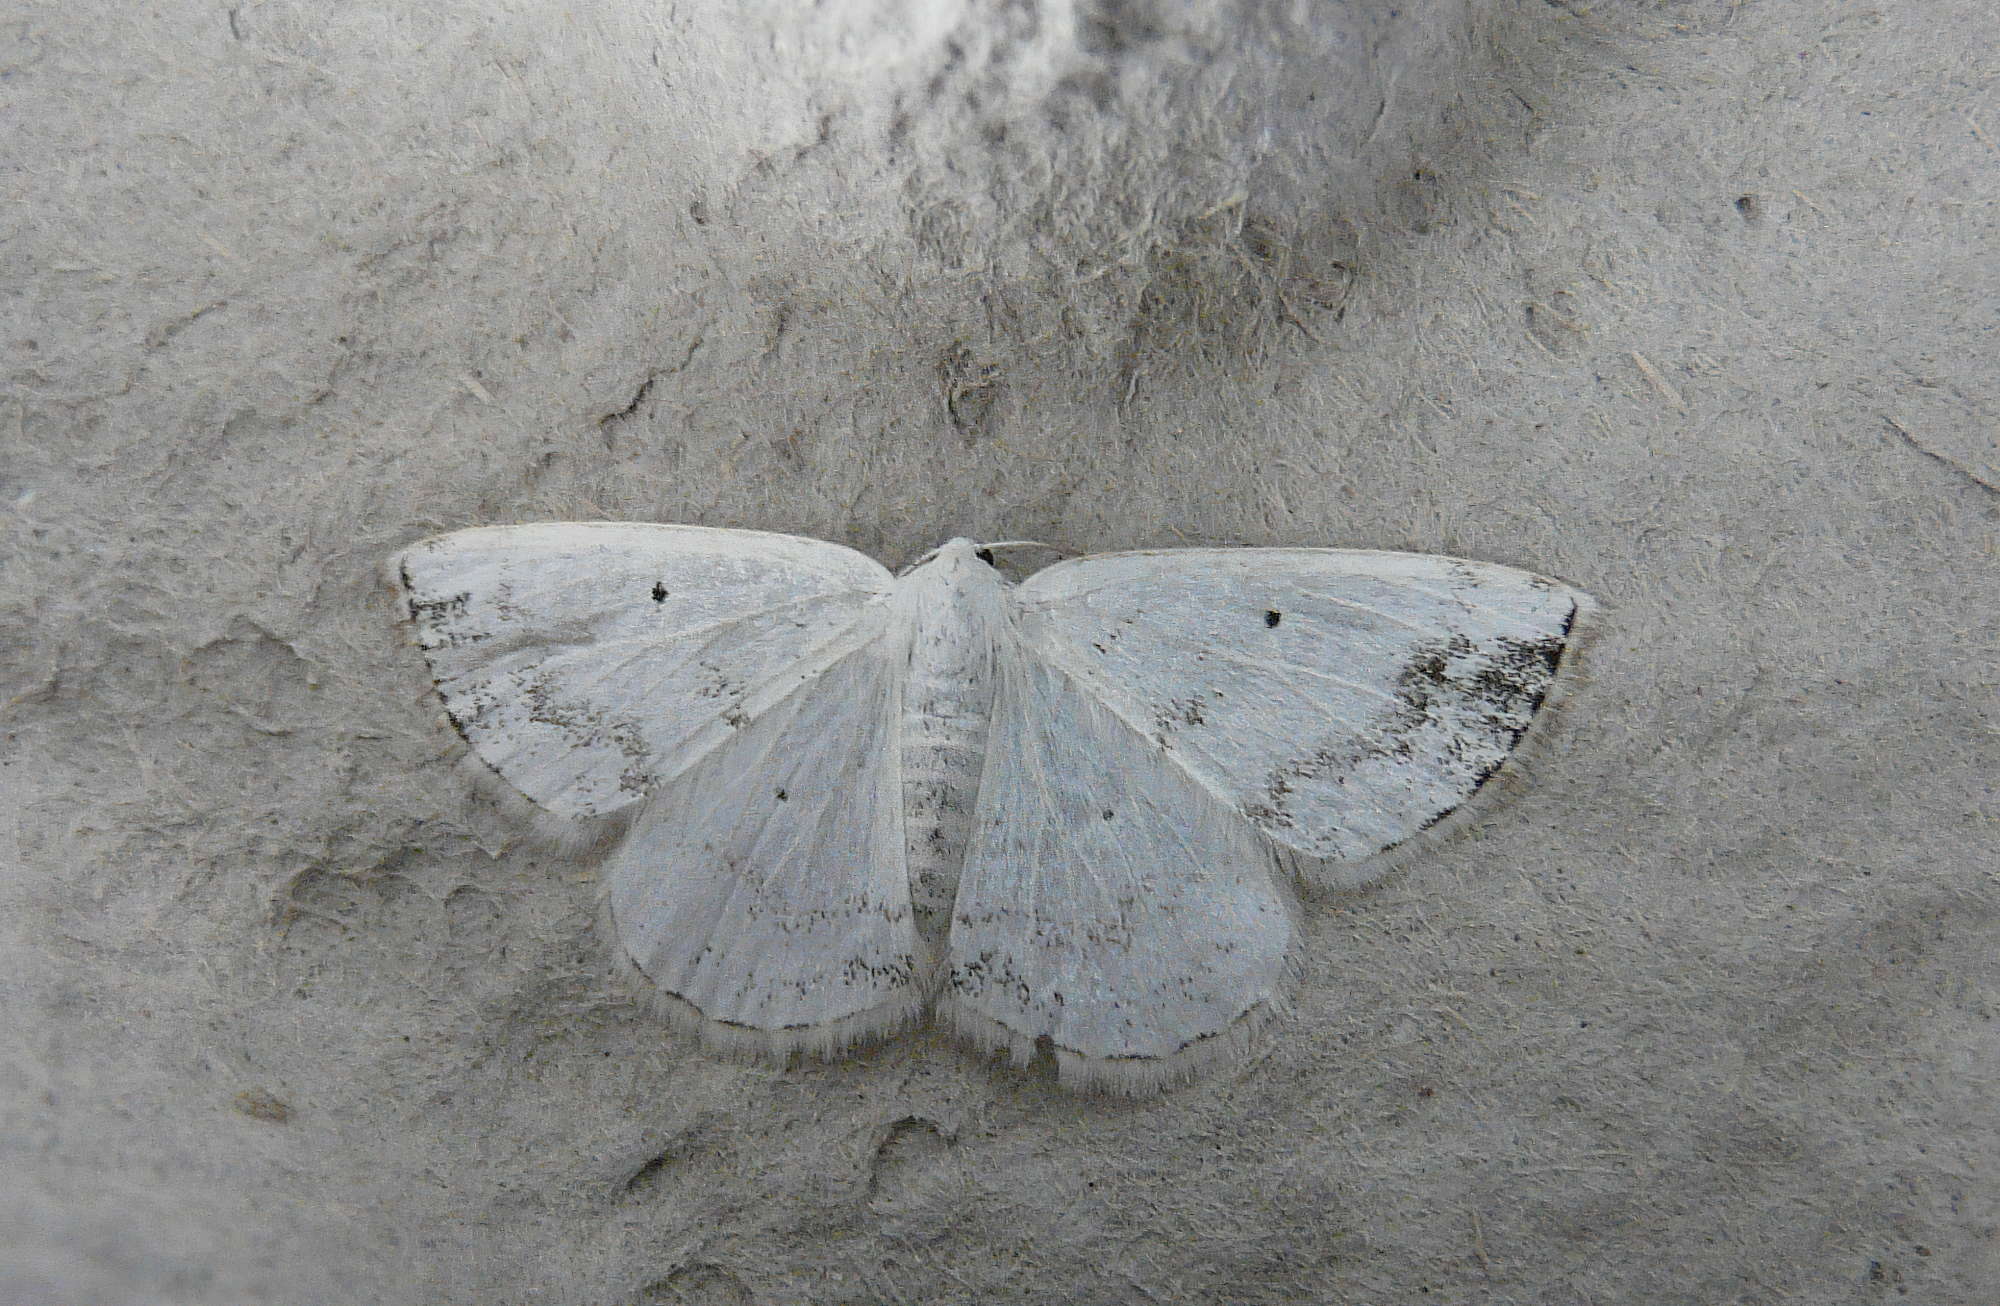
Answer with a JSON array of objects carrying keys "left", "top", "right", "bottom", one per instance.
[
  {"left": 408, "top": 590, "right": 488, "bottom": 647},
  {"left": 1243, "top": 620, "right": 1575, "bottom": 849},
  {"left": 1467, "top": 632, "right": 1568, "bottom": 722}
]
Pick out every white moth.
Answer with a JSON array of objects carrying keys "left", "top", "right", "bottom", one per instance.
[{"left": 392, "top": 524, "right": 1591, "bottom": 1094}]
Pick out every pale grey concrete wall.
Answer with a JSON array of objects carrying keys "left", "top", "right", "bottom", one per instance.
[{"left": 4, "top": 1, "right": 1994, "bottom": 1302}]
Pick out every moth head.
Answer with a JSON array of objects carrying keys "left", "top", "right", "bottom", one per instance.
[
  {"left": 904, "top": 537, "right": 982, "bottom": 574},
  {"left": 971, "top": 539, "right": 1066, "bottom": 579},
  {"left": 902, "top": 537, "right": 1065, "bottom": 578}
]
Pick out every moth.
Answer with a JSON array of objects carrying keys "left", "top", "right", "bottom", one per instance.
[{"left": 392, "top": 524, "right": 1591, "bottom": 1093}]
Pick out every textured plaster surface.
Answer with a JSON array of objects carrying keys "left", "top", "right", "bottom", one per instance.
[{"left": 4, "top": 1, "right": 1995, "bottom": 1302}]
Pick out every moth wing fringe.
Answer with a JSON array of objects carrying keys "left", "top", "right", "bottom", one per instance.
[
  {"left": 452, "top": 750, "right": 635, "bottom": 853},
  {"left": 934, "top": 995, "right": 1284, "bottom": 1097},
  {"left": 595, "top": 893, "right": 929, "bottom": 1064}
]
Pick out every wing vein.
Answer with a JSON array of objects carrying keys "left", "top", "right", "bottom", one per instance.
[
  {"left": 1179, "top": 645, "right": 1401, "bottom": 705},
  {"left": 1379, "top": 578, "right": 1528, "bottom": 622},
  {"left": 619, "top": 590, "right": 885, "bottom": 651},
  {"left": 1283, "top": 587, "right": 1441, "bottom": 634}
]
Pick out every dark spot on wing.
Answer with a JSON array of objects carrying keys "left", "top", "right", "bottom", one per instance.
[
  {"left": 975, "top": 547, "right": 996, "bottom": 566},
  {"left": 776, "top": 788, "right": 788, "bottom": 802},
  {"left": 1264, "top": 609, "right": 1282, "bottom": 628},
  {"left": 651, "top": 581, "right": 669, "bottom": 602}
]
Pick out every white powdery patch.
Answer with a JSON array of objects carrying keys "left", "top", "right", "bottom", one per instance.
[{"left": 393, "top": 524, "right": 1590, "bottom": 1094}]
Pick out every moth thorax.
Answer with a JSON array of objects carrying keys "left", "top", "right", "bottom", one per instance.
[{"left": 900, "top": 606, "right": 997, "bottom": 955}]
